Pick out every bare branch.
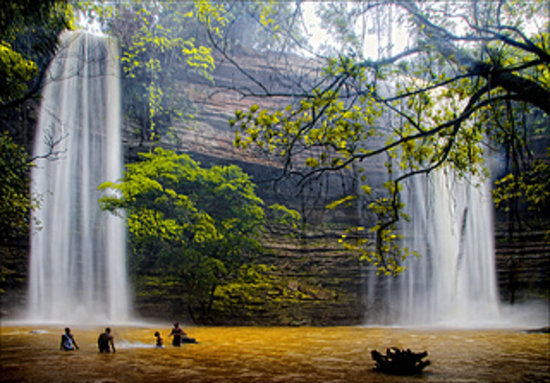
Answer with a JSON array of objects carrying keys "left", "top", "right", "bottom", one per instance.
[{"left": 29, "top": 110, "right": 67, "bottom": 162}]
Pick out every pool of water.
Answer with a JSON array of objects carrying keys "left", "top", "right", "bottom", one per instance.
[{"left": 1, "top": 325, "right": 548, "bottom": 383}]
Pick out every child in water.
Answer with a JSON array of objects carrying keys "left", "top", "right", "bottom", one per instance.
[{"left": 154, "top": 331, "right": 163, "bottom": 348}]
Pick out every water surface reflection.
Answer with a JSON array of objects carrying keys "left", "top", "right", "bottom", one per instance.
[{"left": 1, "top": 326, "right": 548, "bottom": 382}]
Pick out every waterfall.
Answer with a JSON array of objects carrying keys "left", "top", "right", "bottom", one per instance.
[
  {"left": 27, "top": 31, "right": 130, "bottom": 323},
  {"left": 365, "top": 167, "right": 500, "bottom": 327}
]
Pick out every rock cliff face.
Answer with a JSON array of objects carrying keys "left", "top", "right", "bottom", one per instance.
[
  {"left": 124, "top": 51, "right": 549, "bottom": 324},
  {"left": 495, "top": 229, "right": 550, "bottom": 305},
  {"left": 122, "top": 52, "right": 369, "bottom": 325}
]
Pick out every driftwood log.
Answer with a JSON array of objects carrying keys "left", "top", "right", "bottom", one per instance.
[{"left": 371, "top": 347, "right": 430, "bottom": 375}]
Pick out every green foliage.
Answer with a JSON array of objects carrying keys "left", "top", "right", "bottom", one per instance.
[
  {"left": 232, "top": 59, "right": 383, "bottom": 169},
  {"left": 485, "top": 97, "right": 550, "bottom": 234},
  {"left": 232, "top": 57, "right": 480, "bottom": 274},
  {"left": 0, "top": 0, "right": 73, "bottom": 106},
  {"left": 0, "top": 132, "right": 39, "bottom": 245},
  {"left": 493, "top": 156, "right": 550, "bottom": 213},
  {"left": 89, "top": 1, "right": 219, "bottom": 142},
  {"left": 339, "top": 226, "right": 419, "bottom": 277},
  {"left": 212, "top": 264, "right": 337, "bottom": 320},
  {"left": 326, "top": 195, "right": 357, "bottom": 210},
  {"left": 266, "top": 203, "right": 302, "bottom": 232},
  {"left": 99, "top": 147, "right": 299, "bottom": 320},
  {"left": 0, "top": 1, "right": 72, "bottom": 299},
  {"left": 75, "top": 0, "right": 300, "bottom": 144},
  {"left": 213, "top": 264, "right": 284, "bottom": 309},
  {"left": 230, "top": 0, "right": 550, "bottom": 275},
  {"left": 0, "top": 42, "right": 37, "bottom": 104}
]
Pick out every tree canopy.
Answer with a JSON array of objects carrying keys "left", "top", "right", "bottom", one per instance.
[
  {"left": 212, "top": 0, "right": 550, "bottom": 273},
  {"left": 84, "top": 0, "right": 282, "bottom": 144},
  {"left": 0, "top": 0, "right": 72, "bottom": 250},
  {"left": 0, "top": 0, "right": 72, "bottom": 110},
  {"left": 98, "top": 1, "right": 220, "bottom": 143},
  {"left": 99, "top": 147, "right": 299, "bottom": 320}
]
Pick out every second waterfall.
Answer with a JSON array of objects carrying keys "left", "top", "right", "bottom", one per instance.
[
  {"left": 27, "top": 31, "right": 130, "bottom": 323},
  {"left": 365, "top": 168, "right": 501, "bottom": 327}
]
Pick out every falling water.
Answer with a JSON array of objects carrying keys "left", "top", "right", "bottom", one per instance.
[
  {"left": 365, "top": 168, "right": 500, "bottom": 327},
  {"left": 27, "top": 31, "right": 130, "bottom": 323}
]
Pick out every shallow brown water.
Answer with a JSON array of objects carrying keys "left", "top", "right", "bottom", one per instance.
[{"left": 1, "top": 325, "right": 549, "bottom": 383}]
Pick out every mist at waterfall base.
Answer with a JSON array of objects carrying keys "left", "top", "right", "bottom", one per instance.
[
  {"left": 364, "top": 168, "right": 549, "bottom": 328},
  {"left": 26, "top": 31, "right": 130, "bottom": 324}
]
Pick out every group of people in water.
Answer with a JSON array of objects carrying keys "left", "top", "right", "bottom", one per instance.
[
  {"left": 60, "top": 322, "right": 196, "bottom": 353},
  {"left": 157, "top": 321, "right": 197, "bottom": 347}
]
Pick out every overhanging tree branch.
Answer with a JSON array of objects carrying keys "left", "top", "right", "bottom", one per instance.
[{"left": 395, "top": 0, "right": 550, "bottom": 115}]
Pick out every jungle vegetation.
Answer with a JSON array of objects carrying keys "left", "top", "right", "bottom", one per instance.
[
  {"left": 0, "top": 1, "right": 548, "bottom": 310},
  {"left": 98, "top": 147, "right": 300, "bottom": 320},
  {"left": 215, "top": 0, "right": 550, "bottom": 274}
]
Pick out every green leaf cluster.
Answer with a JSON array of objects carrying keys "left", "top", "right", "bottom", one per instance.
[
  {"left": 99, "top": 147, "right": 299, "bottom": 320},
  {"left": 100, "top": 1, "right": 219, "bottom": 142},
  {"left": 493, "top": 156, "right": 550, "bottom": 213},
  {"left": 0, "top": 0, "right": 73, "bottom": 106},
  {"left": 0, "top": 41, "right": 37, "bottom": 104},
  {"left": 212, "top": 264, "right": 337, "bottom": 319},
  {"left": 232, "top": 62, "right": 382, "bottom": 172}
]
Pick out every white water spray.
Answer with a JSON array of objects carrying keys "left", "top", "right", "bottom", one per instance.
[
  {"left": 366, "top": 168, "right": 500, "bottom": 327},
  {"left": 27, "top": 31, "right": 130, "bottom": 323}
]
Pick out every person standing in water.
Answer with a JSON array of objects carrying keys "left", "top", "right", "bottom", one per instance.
[
  {"left": 169, "top": 322, "right": 197, "bottom": 346},
  {"left": 60, "top": 328, "right": 79, "bottom": 351},
  {"left": 97, "top": 327, "right": 116, "bottom": 353},
  {"left": 169, "top": 322, "right": 184, "bottom": 347}
]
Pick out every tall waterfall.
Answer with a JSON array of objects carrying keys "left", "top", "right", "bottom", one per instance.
[
  {"left": 27, "top": 31, "right": 130, "bottom": 323},
  {"left": 365, "top": 168, "right": 500, "bottom": 327}
]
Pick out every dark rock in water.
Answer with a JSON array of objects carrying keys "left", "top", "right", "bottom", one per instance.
[
  {"left": 371, "top": 347, "right": 430, "bottom": 375},
  {"left": 524, "top": 326, "right": 550, "bottom": 333}
]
